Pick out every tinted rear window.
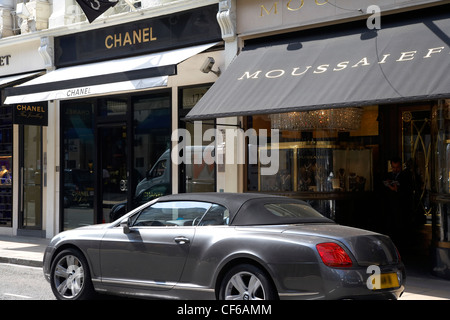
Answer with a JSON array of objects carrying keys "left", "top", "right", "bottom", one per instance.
[
  {"left": 264, "top": 203, "right": 325, "bottom": 219},
  {"left": 231, "top": 198, "right": 333, "bottom": 226}
]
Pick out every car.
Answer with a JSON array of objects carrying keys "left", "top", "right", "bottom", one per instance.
[{"left": 43, "top": 192, "right": 405, "bottom": 300}]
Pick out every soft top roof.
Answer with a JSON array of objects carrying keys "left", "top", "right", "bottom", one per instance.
[{"left": 155, "top": 192, "right": 332, "bottom": 226}]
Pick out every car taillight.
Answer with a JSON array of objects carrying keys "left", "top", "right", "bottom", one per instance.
[
  {"left": 395, "top": 246, "right": 402, "bottom": 262},
  {"left": 316, "top": 242, "right": 353, "bottom": 268}
]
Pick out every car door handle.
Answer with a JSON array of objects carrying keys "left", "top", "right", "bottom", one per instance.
[{"left": 174, "top": 236, "right": 190, "bottom": 245}]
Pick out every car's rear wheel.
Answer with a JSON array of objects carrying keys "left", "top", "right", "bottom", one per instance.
[
  {"left": 50, "top": 248, "right": 96, "bottom": 300},
  {"left": 219, "top": 264, "right": 277, "bottom": 300}
]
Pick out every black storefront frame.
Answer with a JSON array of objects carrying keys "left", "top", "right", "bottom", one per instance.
[{"left": 59, "top": 89, "right": 172, "bottom": 231}]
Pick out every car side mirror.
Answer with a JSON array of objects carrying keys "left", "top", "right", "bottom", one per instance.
[{"left": 120, "top": 217, "right": 132, "bottom": 234}]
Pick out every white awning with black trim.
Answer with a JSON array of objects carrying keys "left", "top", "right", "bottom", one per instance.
[
  {"left": 4, "top": 43, "right": 217, "bottom": 104},
  {"left": 186, "top": 9, "right": 450, "bottom": 121}
]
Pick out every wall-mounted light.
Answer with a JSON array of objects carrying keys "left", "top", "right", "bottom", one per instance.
[{"left": 200, "top": 57, "right": 221, "bottom": 76}]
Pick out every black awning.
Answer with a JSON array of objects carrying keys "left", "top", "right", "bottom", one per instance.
[{"left": 186, "top": 10, "right": 450, "bottom": 121}]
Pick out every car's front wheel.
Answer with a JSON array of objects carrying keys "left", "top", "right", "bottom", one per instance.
[
  {"left": 219, "top": 264, "right": 277, "bottom": 300},
  {"left": 50, "top": 248, "right": 96, "bottom": 300}
]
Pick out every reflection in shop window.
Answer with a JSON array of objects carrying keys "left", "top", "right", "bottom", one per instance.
[
  {"left": 132, "top": 94, "right": 172, "bottom": 204},
  {"left": 62, "top": 103, "right": 95, "bottom": 230}
]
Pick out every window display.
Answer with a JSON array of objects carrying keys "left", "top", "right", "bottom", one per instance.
[
  {"left": 0, "top": 105, "right": 12, "bottom": 227},
  {"left": 258, "top": 142, "right": 372, "bottom": 193},
  {"left": 0, "top": 161, "right": 11, "bottom": 184},
  {"left": 0, "top": 156, "right": 12, "bottom": 227},
  {"left": 247, "top": 106, "right": 379, "bottom": 219}
]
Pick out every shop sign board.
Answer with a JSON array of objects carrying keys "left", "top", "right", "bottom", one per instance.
[
  {"left": 237, "top": 0, "right": 445, "bottom": 35},
  {"left": 13, "top": 102, "right": 48, "bottom": 127},
  {"left": 55, "top": 4, "right": 222, "bottom": 67},
  {"left": 0, "top": 39, "right": 47, "bottom": 77}
]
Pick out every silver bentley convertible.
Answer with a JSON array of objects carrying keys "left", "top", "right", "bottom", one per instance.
[{"left": 43, "top": 193, "right": 405, "bottom": 300}]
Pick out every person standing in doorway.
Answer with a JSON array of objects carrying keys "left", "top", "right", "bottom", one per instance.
[{"left": 383, "top": 157, "right": 414, "bottom": 244}]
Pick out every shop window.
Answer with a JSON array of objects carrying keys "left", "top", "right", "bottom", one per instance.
[
  {"left": 99, "top": 98, "right": 127, "bottom": 116},
  {"left": 431, "top": 100, "right": 450, "bottom": 243},
  {"left": 132, "top": 94, "right": 172, "bottom": 202},
  {"left": 61, "top": 94, "right": 172, "bottom": 229},
  {"left": 0, "top": 155, "right": 12, "bottom": 227},
  {"left": 0, "top": 105, "right": 12, "bottom": 227},
  {"left": 61, "top": 102, "right": 95, "bottom": 230},
  {"left": 247, "top": 106, "right": 379, "bottom": 218}
]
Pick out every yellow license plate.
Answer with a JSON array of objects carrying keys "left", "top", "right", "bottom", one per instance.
[{"left": 371, "top": 273, "right": 400, "bottom": 290}]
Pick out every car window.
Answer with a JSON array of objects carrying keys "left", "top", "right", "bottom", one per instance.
[
  {"left": 264, "top": 203, "right": 324, "bottom": 219},
  {"left": 197, "top": 204, "right": 229, "bottom": 226},
  {"left": 132, "top": 201, "right": 211, "bottom": 227}
]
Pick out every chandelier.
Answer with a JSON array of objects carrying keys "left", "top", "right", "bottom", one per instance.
[{"left": 270, "top": 108, "right": 363, "bottom": 131}]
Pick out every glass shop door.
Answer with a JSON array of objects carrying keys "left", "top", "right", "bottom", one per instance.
[{"left": 19, "top": 125, "right": 43, "bottom": 231}]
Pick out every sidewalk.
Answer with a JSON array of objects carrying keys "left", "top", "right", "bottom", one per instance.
[
  {"left": 0, "top": 235, "right": 449, "bottom": 300},
  {"left": 0, "top": 235, "right": 49, "bottom": 268}
]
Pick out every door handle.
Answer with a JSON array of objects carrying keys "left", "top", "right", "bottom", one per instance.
[{"left": 174, "top": 236, "right": 190, "bottom": 245}]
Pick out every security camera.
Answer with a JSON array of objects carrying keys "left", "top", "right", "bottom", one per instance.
[
  {"left": 16, "top": 3, "right": 31, "bottom": 19},
  {"left": 200, "top": 57, "right": 221, "bottom": 76}
]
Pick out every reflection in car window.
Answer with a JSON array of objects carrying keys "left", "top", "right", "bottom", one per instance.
[
  {"left": 264, "top": 203, "right": 324, "bottom": 219},
  {"left": 133, "top": 201, "right": 211, "bottom": 227},
  {"left": 198, "top": 204, "right": 229, "bottom": 226}
]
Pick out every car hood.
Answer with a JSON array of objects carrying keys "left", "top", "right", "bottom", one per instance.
[{"left": 282, "top": 224, "right": 400, "bottom": 266}]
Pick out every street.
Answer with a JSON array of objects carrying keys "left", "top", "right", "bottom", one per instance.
[{"left": 0, "top": 263, "right": 55, "bottom": 300}]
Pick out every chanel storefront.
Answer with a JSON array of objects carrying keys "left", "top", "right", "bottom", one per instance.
[
  {"left": 187, "top": 1, "right": 450, "bottom": 279},
  {"left": 5, "top": 5, "right": 223, "bottom": 234},
  {"left": 0, "top": 38, "right": 48, "bottom": 236}
]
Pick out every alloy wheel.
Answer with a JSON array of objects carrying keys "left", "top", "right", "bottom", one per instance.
[
  {"left": 53, "top": 254, "right": 85, "bottom": 299},
  {"left": 224, "top": 271, "right": 267, "bottom": 300}
]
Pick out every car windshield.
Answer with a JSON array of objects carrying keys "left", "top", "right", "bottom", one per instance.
[{"left": 264, "top": 203, "right": 325, "bottom": 219}]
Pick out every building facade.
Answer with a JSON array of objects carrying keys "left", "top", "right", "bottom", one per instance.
[{"left": 186, "top": 0, "right": 450, "bottom": 279}]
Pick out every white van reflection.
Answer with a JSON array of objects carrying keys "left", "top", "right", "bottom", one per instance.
[{"left": 134, "top": 149, "right": 171, "bottom": 199}]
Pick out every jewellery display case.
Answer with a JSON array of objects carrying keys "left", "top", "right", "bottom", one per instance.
[{"left": 0, "top": 156, "right": 12, "bottom": 227}]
